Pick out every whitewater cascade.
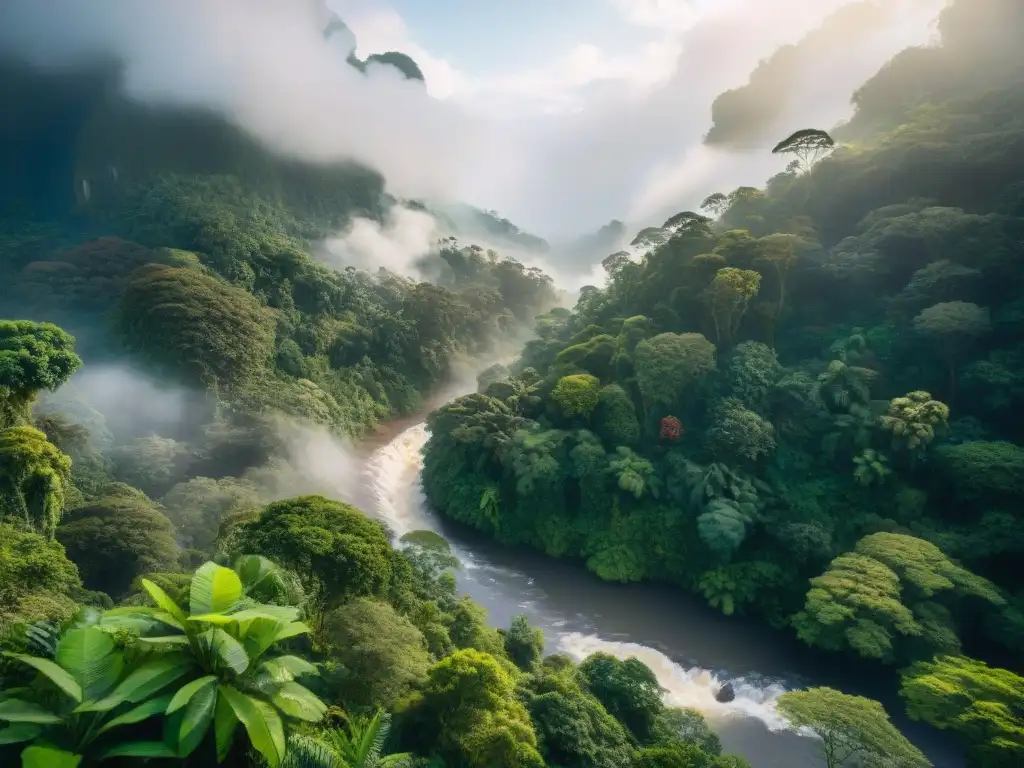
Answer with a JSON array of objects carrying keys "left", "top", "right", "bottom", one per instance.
[{"left": 359, "top": 421, "right": 798, "bottom": 734}]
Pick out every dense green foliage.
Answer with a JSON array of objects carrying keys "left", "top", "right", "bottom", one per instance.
[
  {"left": 900, "top": 656, "right": 1024, "bottom": 767},
  {"left": 0, "top": 497, "right": 750, "bottom": 767},
  {"left": 777, "top": 687, "right": 929, "bottom": 768},
  {"left": 3, "top": 0, "right": 1024, "bottom": 765},
  {"left": 421, "top": 3, "right": 1024, "bottom": 765},
  {"left": 0, "top": 315, "right": 750, "bottom": 766},
  {"left": 0, "top": 318, "right": 749, "bottom": 767}
]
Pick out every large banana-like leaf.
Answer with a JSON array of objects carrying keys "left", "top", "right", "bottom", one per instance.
[
  {"left": 242, "top": 618, "right": 293, "bottom": 659},
  {"left": 78, "top": 656, "right": 192, "bottom": 712},
  {"left": 0, "top": 723, "right": 43, "bottom": 745},
  {"left": 21, "top": 745, "right": 83, "bottom": 768},
  {"left": 201, "top": 628, "right": 250, "bottom": 675},
  {"left": 229, "top": 606, "right": 301, "bottom": 624},
  {"left": 272, "top": 622, "right": 311, "bottom": 644},
  {"left": 221, "top": 685, "right": 286, "bottom": 767},
  {"left": 55, "top": 628, "right": 120, "bottom": 701},
  {"left": 0, "top": 699, "right": 62, "bottom": 724},
  {"left": 95, "top": 694, "right": 174, "bottom": 736},
  {"left": 214, "top": 688, "right": 240, "bottom": 763},
  {"left": 99, "top": 613, "right": 170, "bottom": 634},
  {"left": 141, "top": 578, "right": 189, "bottom": 625},
  {"left": 186, "top": 613, "right": 236, "bottom": 625},
  {"left": 2, "top": 653, "right": 82, "bottom": 702},
  {"left": 234, "top": 555, "right": 290, "bottom": 599},
  {"left": 259, "top": 655, "right": 316, "bottom": 683},
  {"left": 177, "top": 680, "right": 218, "bottom": 757},
  {"left": 191, "top": 562, "right": 244, "bottom": 616},
  {"left": 167, "top": 674, "right": 217, "bottom": 714},
  {"left": 135, "top": 635, "right": 190, "bottom": 647},
  {"left": 269, "top": 681, "right": 327, "bottom": 722},
  {"left": 97, "top": 741, "right": 179, "bottom": 760}
]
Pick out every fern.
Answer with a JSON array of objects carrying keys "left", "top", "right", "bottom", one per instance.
[{"left": 266, "top": 710, "right": 414, "bottom": 768}]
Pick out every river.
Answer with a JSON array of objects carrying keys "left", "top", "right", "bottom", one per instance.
[{"left": 354, "top": 417, "right": 964, "bottom": 768}]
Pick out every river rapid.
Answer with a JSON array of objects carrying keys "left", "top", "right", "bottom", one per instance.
[{"left": 353, "top": 415, "right": 964, "bottom": 768}]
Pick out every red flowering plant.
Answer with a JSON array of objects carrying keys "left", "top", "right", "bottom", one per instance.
[{"left": 660, "top": 415, "right": 683, "bottom": 441}]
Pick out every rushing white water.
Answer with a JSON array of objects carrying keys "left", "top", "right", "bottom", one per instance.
[
  {"left": 558, "top": 633, "right": 792, "bottom": 732},
  {"left": 361, "top": 423, "right": 430, "bottom": 538},
  {"left": 359, "top": 420, "right": 799, "bottom": 736}
]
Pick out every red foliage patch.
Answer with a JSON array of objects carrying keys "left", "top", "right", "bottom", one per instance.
[{"left": 660, "top": 415, "right": 683, "bottom": 441}]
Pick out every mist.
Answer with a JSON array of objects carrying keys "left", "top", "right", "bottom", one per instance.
[
  {"left": 316, "top": 205, "right": 441, "bottom": 275},
  {"left": 38, "top": 364, "right": 205, "bottom": 442},
  {"left": 315, "top": 201, "right": 600, "bottom": 300},
  {"left": 0, "top": 0, "right": 948, "bottom": 240}
]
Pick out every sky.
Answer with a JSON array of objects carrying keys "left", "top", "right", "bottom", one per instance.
[
  {"left": 0, "top": 0, "right": 945, "bottom": 241},
  {"left": 329, "top": 0, "right": 944, "bottom": 237}
]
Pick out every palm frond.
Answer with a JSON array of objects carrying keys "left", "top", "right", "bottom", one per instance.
[{"left": 285, "top": 733, "right": 344, "bottom": 768}]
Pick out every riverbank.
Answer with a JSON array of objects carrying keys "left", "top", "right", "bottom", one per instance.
[{"left": 353, "top": 415, "right": 966, "bottom": 768}]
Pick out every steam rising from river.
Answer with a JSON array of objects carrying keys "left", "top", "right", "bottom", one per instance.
[{"left": 360, "top": 418, "right": 797, "bottom": 734}]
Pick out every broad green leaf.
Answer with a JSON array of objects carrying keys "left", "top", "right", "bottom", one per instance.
[
  {"left": 0, "top": 723, "right": 42, "bottom": 745},
  {"left": 200, "top": 628, "right": 250, "bottom": 675},
  {"left": 98, "top": 613, "right": 168, "bottom": 634},
  {"left": 3, "top": 653, "right": 82, "bottom": 702},
  {"left": 135, "top": 636, "right": 190, "bottom": 647},
  {"left": 221, "top": 685, "right": 285, "bottom": 767},
  {"left": 167, "top": 675, "right": 217, "bottom": 714},
  {"left": 21, "top": 745, "right": 82, "bottom": 768},
  {"left": 234, "top": 554, "right": 277, "bottom": 590},
  {"left": 55, "top": 627, "right": 119, "bottom": 700},
  {"left": 190, "top": 562, "right": 243, "bottom": 616},
  {"left": 214, "top": 687, "right": 239, "bottom": 763},
  {"left": 241, "top": 619, "right": 288, "bottom": 659},
  {"left": 79, "top": 656, "right": 192, "bottom": 711},
  {"left": 227, "top": 606, "right": 300, "bottom": 624},
  {"left": 0, "top": 699, "right": 62, "bottom": 724},
  {"left": 234, "top": 555, "right": 296, "bottom": 603},
  {"left": 141, "top": 578, "right": 188, "bottom": 625},
  {"left": 186, "top": 613, "right": 235, "bottom": 625},
  {"left": 101, "top": 606, "right": 155, "bottom": 617},
  {"left": 97, "top": 741, "right": 179, "bottom": 759},
  {"left": 270, "top": 681, "right": 327, "bottom": 722},
  {"left": 259, "top": 655, "right": 316, "bottom": 683},
  {"left": 153, "top": 612, "right": 186, "bottom": 631},
  {"left": 95, "top": 694, "right": 174, "bottom": 736},
  {"left": 0, "top": 685, "right": 33, "bottom": 697},
  {"left": 272, "top": 622, "right": 310, "bottom": 643},
  {"left": 177, "top": 681, "right": 217, "bottom": 757}
]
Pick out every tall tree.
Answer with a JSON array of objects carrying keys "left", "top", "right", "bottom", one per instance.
[
  {"left": 705, "top": 269, "right": 760, "bottom": 346},
  {"left": 56, "top": 487, "right": 180, "bottom": 598},
  {"left": 900, "top": 655, "right": 1024, "bottom": 768},
  {"left": 770, "top": 129, "right": 836, "bottom": 171},
  {"left": 777, "top": 687, "right": 930, "bottom": 768},
  {"left": 912, "top": 301, "right": 991, "bottom": 402},
  {"left": 0, "top": 320, "right": 81, "bottom": 428},
  {"left": 0, "top": 426, "right": 72, "bottom": 538},
  {"left": 755, "top": 233, "right": 806, "bottom": 345},
  {"left": 232, "top": 495, "right": 394, "bottom": 615},
  {"left": 116, "top": 265, "right": 275, "bottom": 390}
]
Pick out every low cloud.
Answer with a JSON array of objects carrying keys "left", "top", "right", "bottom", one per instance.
[
  {"left": 0, "top": 0, "right": 945, "bottom": 243},
  {"left": 316, "top": 205, "right": 440, "bottom": 276}
]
